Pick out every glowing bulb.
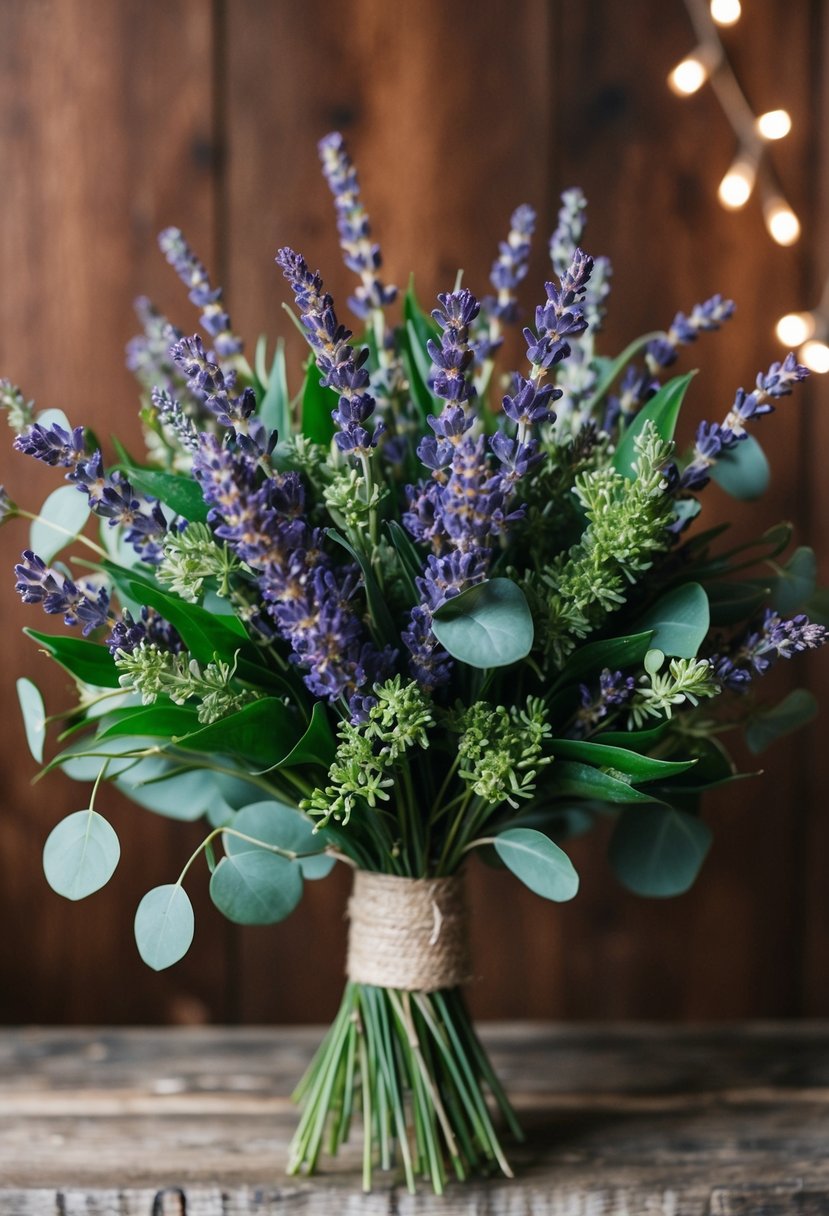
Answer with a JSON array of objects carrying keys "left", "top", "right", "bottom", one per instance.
[
  {"left": 718, "top": 158, "right": 756, "bottom": 209},
  {"left": 756, "top": 109, "right": 792, "bottom": 141},
  {"left": 764, "top": 198, "right": 801, "bottom": 246},
  {"left": 776, "top": 312, "right": 816, "bottom": 347},
  {"left": 668, "top": 55, "right": 709, "bottom": 96},
  {"left": 710, "top": 0, "right": 741, "bottom": 25},
  {"left": 800, "top": 340, "right": 829, "bottom": 374}
]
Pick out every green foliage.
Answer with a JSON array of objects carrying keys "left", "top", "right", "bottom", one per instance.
[
  {"left": 30, "top": 485, "right": 90, "bottom": 564},
  {"left": 745, "top": 688, "right": 818, "bottom": 755},
  {"left": 770, "top": 546, "right": 816, "bottom": 615},
  {"left": 301, "top": 360, "right": 337, "bottom": 446},
  {"left": 228, "top": 802, "right": 335, "bottom": 880},
  {"left": 612, "top": 372, "right": 694, "bottom": 478},
  {"left": 209, "top": 848, "right": 303, "bottom": 925},
  {"left": 636, "top": 583, "right": 710, "bottom": 658},
  {"left": 156, "top": 523, "right": 241, "bottom": 601},
  {"left": 114, "top": 644, "right": 257, "bottom": 724},
  {"left": 454, "top": 698, "right": 551, "bottom": 807},
  {"left": 609, "top": 805, "right": 712, "bottom": 897},
  {"left": 549, "top": 737, "right": 696, "bottom": 783},
  {"left": 16, "top": 677, "right": 46, "bottom": 763},
  {"left": 121, "top": 465, "right": 210, "bottom": 524},
  {"left": 42, "top": 809, "right": 120, "bottom": 900},
  {"left": 134, "top": 884, "right": 195, "bottom": 970},
  {"left": 258, "top": 338, "right": 291, "bottom": 438},
  {"left": 432, "top": 579, "right": 534, "bottom": 669},
  {"left": 25, "top": 629, "right": 120, "bottom": 688},
  {"left": 710, "top": 434, "right": 770, "bottom": 500},
  {"left": 493, "top": 827, "right": 579, "bottom": 902},
  {"left": 628, "top": 651, "right": 719, "bottom": 728}
]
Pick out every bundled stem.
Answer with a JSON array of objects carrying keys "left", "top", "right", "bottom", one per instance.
[{"left": 288, "top": 982, "right": 521, "bottom": 1195}]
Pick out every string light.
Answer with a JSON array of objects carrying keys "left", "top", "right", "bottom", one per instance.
[
  {"left": 775, "top": 281, "right": 829, "bottom": 374},
  {"left": 670, "top": 0, "right": 797, "bottom": 241},
  {"left": 775, "top": 313, "right": 816, "bottom": 348},
  {"left": 800, "top": 341, "right": 829, "bottom": 375},
  {"left": 756, "top": 109, "right": 792, "bottom": 141},
  {"left": 763, "top": 196, "right": 801, "bottom": 247},
  {"left": 718, "top": 156, "right": 756, "bottom": 209},
  {"left": 710, "top": 0, "right": 741, "bottom": 25}
]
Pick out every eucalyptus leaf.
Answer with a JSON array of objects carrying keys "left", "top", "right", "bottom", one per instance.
[
  {"left": 432, "top": 578, "right": 533, "bottom": 668},
  {"left": 16, "top": 677, "right": 46, "bottom": 763},
  {"left": 770, "top": 546, "right": 816, "bottom": 616},
  {"left": 609, "top": 804, "right": 711, "bottom": 897},
  {"left": 134, "top": 884, "right": 194, "bottom": 970},
  {"left": 710, "top": 434, "right": 770, "bottom": 500},
  {"left": 493, "top": 828, "right": 579, "bottom": 902},
  {"left": 613, "top": 372, "right": 695, "bottom": 478},
  {"left": 116, "top": 764, "right": 222, "bottom": 822},
  {"left": 43, "top": 810, "right": 121, "bottom": 900},
  {"left": 745, "top": 688, "right": 818, "bottom": 755},
  {"left": 35, "top": 407, "right": 72, "bottom": 431},
  {"left": 30, "top": 485, "right": 90, "bottom": 564},
  {"left": 209, "top": 849, "right": 303, "bottom": 924},
  {"left": 637, "top": 583, "right": 709, "bottom": 658},
  {"left": 228, "top": 801, "right": 334, "bottom": 880}
]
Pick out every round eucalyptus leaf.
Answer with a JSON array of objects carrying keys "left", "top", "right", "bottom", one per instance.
[
  {"left": 228, "top": 802, "right": 335, "bottom": 880},
  {"left": 43, "top": 810, "right": 120, "bottom": 900},
  {"left": 34, "top": 407, "right": 72, "bottom": 431},
  {"left": 637, "top": 583, "right": 709, "bottom": 658},
  {"left": 609, "top": 805, "right": 711, "bottom": 898},
  {"left": 16, "top": 677, "right": 46, "bottom": 763},
  {"left": 134, "top": 884, "right": 195, "bottom": 971},
  {"left": 209, "top": 850, "right": 303, "bottom": 925},
  {"left": 710, "top": 433, "right": 770, "bottom": 500},
  {"left": 770, "top": 546, "right": 817, "bottom": 616},
  {"left": 30, "top": 484, "right": 90, "bottom": 564},
  {"left": 432, "top": 578, "right": 534, "bottom": 669},
  {"left": 493, "top": 827, "right": 580, "bottom": 902}
]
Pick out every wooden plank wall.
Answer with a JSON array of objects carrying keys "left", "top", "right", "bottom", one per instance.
[{"left": 0, "top": 0, "right": 825, "bottom": 1025}]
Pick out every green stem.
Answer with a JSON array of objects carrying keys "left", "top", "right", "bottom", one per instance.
[{"left": 17, "top": 508, "right": 109, "bottom": 559}]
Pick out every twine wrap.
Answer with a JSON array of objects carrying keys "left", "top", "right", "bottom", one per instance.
[{"left": 346, "top": 871, "right": 471, "bottom": 992}]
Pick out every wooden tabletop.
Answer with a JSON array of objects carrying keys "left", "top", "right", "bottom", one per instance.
[{"left": 1, "top": 1023, "right": 828, "bottom": 1213}]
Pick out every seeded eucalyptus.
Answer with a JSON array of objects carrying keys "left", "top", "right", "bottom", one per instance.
[{"left": 3, "top": 132, "right": 827, "bottom": 1194}]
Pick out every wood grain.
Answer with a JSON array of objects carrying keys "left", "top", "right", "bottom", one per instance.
[
  {"left": 1, "top": 1024, "right": 829, "bottom": 1211},
  {"left": 0, "top": 0, "right": 827, "bottom": 1026}
]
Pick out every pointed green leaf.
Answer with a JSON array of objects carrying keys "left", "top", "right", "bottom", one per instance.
[
  {"left": 549, "top": 760, "right": 663, "bottom": 804},
  {"left": 710, "top": 434, "right": 770, "bottom": 500},
  {"left": 97, "top": 704, "right": 201, "bottom": 741},
  {"left": 705, "top": 580, "right": 771, "bottom": 626},
  {"left": 25, "top": 629, "right": 121, "bottom": 688},
  {"left": 209, "top": 849, "right": 303, "bottom": 924},
  {"left": 554, "top": 631, "right": 654, "bottom": 687},
  {"left": 549, "top": 737, "right": 697, "bottom": 783},
  {"left": 432, "top": 578, "right": 533, "bottom": 668},
  {"left": 17, "top": 677, "right": 46, "bottom": 763},
  {"left": 134, "top": 884, "right": 195, "bottom": 970},
  {"left": 173, "top": 698, "right": 301, "bottom": 768},
  {"left": 119, "top": 466, "right": 209, "bottom": 524},
  {"left": 251, "top": 700, "right": 335, "bottom": 774},
  {"left": 770, "top": 546, "right": 816, "bottom": 616},
  {"left": 30, "top": 485, "right": 90, "bottom": 564},
  {"left": 327, "top": 528, "right": 399, "bottom": 647},
  {"left": 493, "top": 827, "right": 579, "bottom": 902},
  {"left": 301, "top": 361, "right": 336, "bottom": 446},
  {"left": 637, "top": 583, "right": 709, "bottom": 658},
  {"left": 43, "top": 810, "right": 120, "bottom": 900},
  {"left": 259, "top": 339, "right": 291, "bottom": 438},
  {"left": 613, "top": 372, "right": 695, "bottom": 478},
  {"left": 609, "top": 804, "right": 711, "bottom": 897}
]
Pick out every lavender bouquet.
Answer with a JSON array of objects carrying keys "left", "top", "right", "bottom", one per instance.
[{"left": 3, "top": 133, "right": 827, "bottom": 1194}]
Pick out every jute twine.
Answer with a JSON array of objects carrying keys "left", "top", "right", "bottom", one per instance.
[{"left": 346, "top": 870, "right": 471, "bottom": 992}]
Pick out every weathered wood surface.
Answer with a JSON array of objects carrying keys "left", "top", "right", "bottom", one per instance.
[
  {"left": 0, "top": 0, "right": 828, "bottom": 1027},
  {"left": 1, "top": 1024, "right": 829, "bottom": 1212}
]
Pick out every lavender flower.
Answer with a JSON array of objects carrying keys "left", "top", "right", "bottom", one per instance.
[
  {"left": 680, "top": 353, "right": 808, "bottom": 491},
  {"left": 151, "top": 388, "right": 200, "bottom": 453},
  {"left": 0, "top": 380, "right": 35, "bottom": 432},
  {"left": 106, "top": 606, "right": 184, "bottom": 657},
  {"left": 193, "top": 433, "right": 393, "bottom": 710},
  {"left": 712, "top": 608, "right": 828, "bottom": 690},
  {"left": 126, "top": 297, "right": 183, "bottom": 392},
  {"left": 170, "top": 335, "right": 257, "bottom": 435},
  {"left": 603, "top": 364, "right": 659, "bottom": 433},
  {"left": 485, "top": 205, "right": 536, "bottom": 325},
  {"left": 276, "top": 248, "right": 382, "bottom": 455},
  {"left": 158, "top": 228, "right": 243, "bottom": 358},
  {"left": 647, "top": 293, "right": 735, "bottom": 370},
  {"left": 14, "top": 421, "right": 86, "bottom": 467},
  {"left": 317, "top": 132, "right": 397, "bottom": 320},
  {"left": 549, "top": 188, "right": 587, "bottom": 278},
  {"left": 15, "top": 551, "right": 111, "bottom": 635},
  {"left": 571, "top": 668, "right": 636, "bottom": 736}
]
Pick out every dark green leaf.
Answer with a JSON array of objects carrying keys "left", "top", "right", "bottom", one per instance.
[
  {"left": 636, "top": 583, "right": 709, "bottom": 658},
  {"left": 173, "top": 698, "right": 301, "bottom": 768},
  {"left": 301, "top": 361, "right": 336, "bottom": 446},
  {"left": 609, "top": 805, "right": 711, "bottom": 897},
  {"left": 710, "top": 434, "right": 770, "bottom": 500},
  {"left": 25, "top": 628, "right": 121, "bottom": 688},
  {"left": 549, "top": 760, "right": 663, "bottom": 804},
  {"left": 432, "top": 578, "right": 534, "bottom": 668},
  {"left": 386, "top": 521, "right": 423, "bottom": 603},
  {"left": 120, "top": 466, "right": 209, "bottom": 524},
  {"left": 209, "top": 849, "right": 303, "bottom": 924},
  {"left": 705, "top": 580, "right": 771, "bottom": 626},
  {"left": 549, "top": 737, "right": 697, "bottom": 783},
  {"left": 97, "top": 704, "right": 201, "bottom": 741},
  {"left": 553, "top": 631, "right": 654, "bottom": 688},
  {"left": 252, "top": 701, "right": 335, "bottom": 774},
  {"left": 613, "top": 372, "right": 696, "bottom": 478},
  {"left": 134, "top": 884, "right": 195, "bottom": 970},
  {"left": 403, "top": 275, "right": 440, "bottom": 345},
  {"left": 598, "top": 721, "right": 671, "bottom": 750},
  {"left": 43, "top": 810, "right": 120, "bottom": 900},
  {"left": 745, "top": 688, "right": 818, "bottom": 755},
  {"left": 493, "top": 828, "right": 579, "bottom": 902}
]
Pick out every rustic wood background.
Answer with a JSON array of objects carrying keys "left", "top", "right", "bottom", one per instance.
[{"left": 0, "top": 0, "right": 827, "bottom": 1026}]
